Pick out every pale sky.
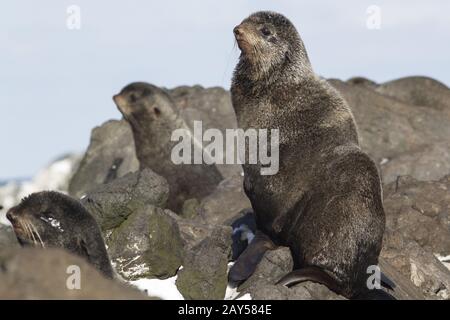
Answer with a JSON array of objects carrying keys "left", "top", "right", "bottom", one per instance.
[{"left": 1, "top": 0, "right": 449, "bottom": 179}]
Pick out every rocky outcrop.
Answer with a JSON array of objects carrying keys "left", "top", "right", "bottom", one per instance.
[
  {"left": 69, "top": 120, "right": 139, "bottom": 198},
  {"left": 108, "top": 205, "right": 184, "bottom": 280},
  {"left": 81, "top": 168, "right": 169, "bottom": 233},
  {"left": 383, "top": 175, "right": 450, "bottom": 256},
  {"left": 176, "top": 226, "right": 232, "bottom": 300},
  {"left": 0, "top": 247, "right": 148, "bottom": 299},
  {"left": 0, "top": 224, "right": 18, "bottom": 249},
  {"left": 0, "top": 154, "right": 80, "bottom": 224}
]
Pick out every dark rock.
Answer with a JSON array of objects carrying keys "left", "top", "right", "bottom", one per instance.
[
  {"left": 0, "top": 247, "right": 148, "bottom": 299},
  {"left": 69, "top": 120, "right": 139, "bottom": 198},
  {"left": 237, "top": 246, "right": 293, "bottom": 294},
  {"left": 229, "top": 209, "right": 256, "bottom": 260},
  {"left": 108, "top": 205, "right": 183, "bottom": 280},
  {"left": 383, "top": 175, "right": 450, "bottom": 256},
  {"left": 176, "top": 226, "right": 232, "bottom": 300},
  {"left": 81, "top": 168, "right": 169, "bottom": 233},
  {"left": 197, "top": 176, "right": 251, "bottom": 226},
  {"left": 0, "top": 224, "right": 19, "bottom": 249}
]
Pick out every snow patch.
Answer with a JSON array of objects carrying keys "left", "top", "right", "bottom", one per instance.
[{"left": 130, "top": 276, "right": 184, "bottom": 300}]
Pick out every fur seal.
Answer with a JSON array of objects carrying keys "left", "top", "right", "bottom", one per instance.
[
  {"left": 113, "top": 82, "right": 223, "bottom": 213},
  {"left": 230, "top": 11, "right": 386, "bottom": 299},
  {"left": 6, "top": 191, "right": 114, "bottom": 279}
]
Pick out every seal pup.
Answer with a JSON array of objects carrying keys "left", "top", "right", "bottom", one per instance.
[
  {"left": 230, "top": 11, "right": 386, "bottom": 299},
  {"left": 6, "top": 191, "right": 114, "bottom": 279},
  {"left": 113, "top": 82, "right": 223, "bottom": 213}
]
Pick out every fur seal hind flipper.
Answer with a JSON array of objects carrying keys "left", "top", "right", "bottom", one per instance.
[
  {"left": 228, "top": 231, "right": 276, "bottom": 283},
  {"left": 276, "top": 266, "right": 341, "bottom": 293}
]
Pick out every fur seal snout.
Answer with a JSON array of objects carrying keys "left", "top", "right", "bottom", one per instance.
[
  {"left": 7, "top": 191, "right": 114, "bottom": 279},
  {"left": 230, "top": 11, "right": 386, "bottom": 299}
]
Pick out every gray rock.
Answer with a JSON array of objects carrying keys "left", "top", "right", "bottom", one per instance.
[
  {"left": 81, "top": 168, "right": 169, "bottom": 232},
  {"left": 115, "top": 83, "right": 223, "bottom": 213},
  {"left": 169, "top": 213, "right": 217, "bottom": 251},
  {"left": 169, "top": 85, "right": 242, "bottom": 179},
  {"left": 0, "top": 224, "right": 18, "bottom": 249},
  {"left": 69, "top": 120, "right": 139, "bottom": 198},
  {"left": 383, "top": 175, "right": 450, "bottom": 256},
  {"left": 108, "top": 205, "right": 183, "bottom": 280},
  {"left": 237, "top": 247, "right": 345, "bottom": 300},
  {"left": 0, "top": 247, "right": 148, "bottom": 299},
  {"left": 176, "top": 226, "right": 232, "bottom": 300},
  {"left": 238, "top": 246, "right": 293, "bottom": 293},
  {"left": 197, "top": 176, "right": 251, "bottom": 226},
  {"left": 375, "top": 76, "right": 450, "bottom": 114},
  {"left": 381, "top": 227, "right": 450, "bottom": 299},
  {"left": 329, "top": 78, "right": 450, "bottom": 183}
]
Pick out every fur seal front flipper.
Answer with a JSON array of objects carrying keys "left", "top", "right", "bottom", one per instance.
[{"left": 228, "top": 231, "right": 276, "bottom": 283}]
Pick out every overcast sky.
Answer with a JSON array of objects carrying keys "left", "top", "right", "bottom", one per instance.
[{"left": 1, "top": 0, "right": 449, "bottom": 179}]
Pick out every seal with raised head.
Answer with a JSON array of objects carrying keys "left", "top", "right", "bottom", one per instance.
[
  {"left": 6, "top": 191, "right": 114, "bottom": 279},
  {"left": 113, "top": 82, "right": 223, "bottom": 213},
  {"left": 229, "top": 11, "right": 386, "bottom": 299}
]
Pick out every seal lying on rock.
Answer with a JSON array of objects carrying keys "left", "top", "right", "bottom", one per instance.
[
  {"left": 6, "top": 191, "right": 114, "bottom": 279},
  {"left": 229, "top": 11, "right": 386, "bottom": 299},
  {"left": 113, "top": 82, "right": 223, "bottom": 213}
]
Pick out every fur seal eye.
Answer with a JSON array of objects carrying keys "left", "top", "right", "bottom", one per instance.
[
  {"left": 261, "top": 26, "right": 271, "bottom": 36},
  {"left": 153, "top": 107, "right": 161, "bottom": 116},
  {"left": 129, "top": 94, "right": 137, "bottom": 103}
]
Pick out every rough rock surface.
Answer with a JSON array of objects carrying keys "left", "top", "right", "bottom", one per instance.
[
  {"left": 237, "top": 247, "right": 345, "bottom": 300},
  {"left": 383, "top": 175, "right": 450, "bottom": 256},
  {"left": 0, "top": 248, "right": 148, "bottom": 299},
  {"left": 81, "top": 168, "right": 169, "bottom": 233},
  {"left": 0, "top": 224, "right": 18, "bottom": 249},
  {"left": 176, "top": 226, "right": 232, "bottom": 300},
  {"left": 108, "top": 205, "right": 183, "bottom": 280},
  {"left": 381, "top": 228, "right": 450, "bottom": 299},
  {"left": 196, "top": 176, "right": 251, "bottom": 226},
  {"left": 329, "top": 77, "right": 450, "bottom": 183},
  {"left": 69, "top": 120, "right": 139, "bottom": 198}
]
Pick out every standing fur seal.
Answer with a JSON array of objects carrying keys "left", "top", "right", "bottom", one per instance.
[
  {"left": 6, "top": 191, "right": 114, "bottom": 279},
  {"left": 230, "top": 11, "right": 386, "bottom": 299},
  {"left": 113, "top": 83, "right": 223, "bottom": 213}
]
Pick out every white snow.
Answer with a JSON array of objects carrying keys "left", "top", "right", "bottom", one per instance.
[
  {"left": 435, "top": 254, "right": 450, "bottom": 271},
  {"left": 130, "top": 275, "right": 184, "bottom": 300},
  {"left": 237, "top": 293, "right": 252, "bottom": 300}
]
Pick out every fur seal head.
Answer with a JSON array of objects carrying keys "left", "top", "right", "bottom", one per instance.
[
  {"left": 7, "top": 191, "right": 114, "bottom": 278},
  {"left": 233, "top": 11, "right": 312, "bottom": 82},
  {"left": 113, "top": 82, "right": 177, "bottom": 128}
]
